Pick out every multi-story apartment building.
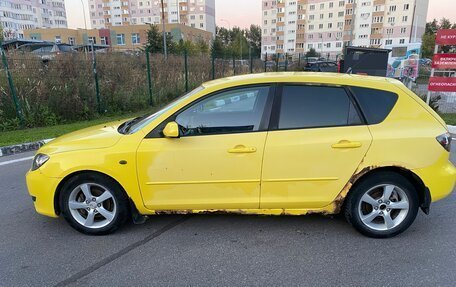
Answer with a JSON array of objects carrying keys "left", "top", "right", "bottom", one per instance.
[
  {"left": 89, "top": 0, "right": 216, "bottom": 35},
  {"left": 261, "top": 0, "right": 429, "bottom": 58},
  {"left": 0, "top": 0, "right": 67, "bottom": 40}
]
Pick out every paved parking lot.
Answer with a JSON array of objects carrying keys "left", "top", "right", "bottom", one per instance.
[{"left": 0, "top": 147, "right": 455, "bottom": 286}]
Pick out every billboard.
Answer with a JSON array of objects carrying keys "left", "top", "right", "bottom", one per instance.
[
  {"left": 386, "top": 43, "right": 421, "bottom": 79},
  {"left": 432, "top": 54, "right": 456, "bottom": 69},
  {"left": 436, "top": 29, "right": 456, "bottom": 45},
  {"left": 428, "top": 77, "right": 456, "bottom": 92}
]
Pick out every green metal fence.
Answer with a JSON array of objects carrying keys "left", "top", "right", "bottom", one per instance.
[{"left": 0, "top": 49, "right": 309, "bottom": 130}]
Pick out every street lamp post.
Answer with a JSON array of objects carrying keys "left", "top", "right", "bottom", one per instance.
[
  {"left": 80, "top": 0, "right": 88, "bottom": 44},
  {"left": 160, "top": 0, "right": 168, "bottom": 59}
]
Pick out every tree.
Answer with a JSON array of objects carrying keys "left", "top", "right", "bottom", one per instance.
[
  {"left": 195, "top": 38, "right": 209, "bottom": 54},
  {"left": 439, "top": 18, "right": 452, "bottom": 30},
  {"left": 425, "top": 19, "right": 439, "bottom": 35},
  {"left": 0, "top": 26, "right": 3, "bottom": 43},
  {"left": 421, "top": 33, "right": 436, "bottom": 58},
  {"left": 305, "top": 48, "right": 320, "bottom": 58},
  {"left": 245, "top": 25, "right": 262, "bottom": 57},
  {"left": 145, "top": 24, "right": 175, "bottom": 54},
  {"left": 211, "top": 37, "right": 225, "bottom": 57}
]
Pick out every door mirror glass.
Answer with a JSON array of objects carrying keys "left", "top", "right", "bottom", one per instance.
[{"left": 163, "top": 122, "right": 180, "bottom": 138}]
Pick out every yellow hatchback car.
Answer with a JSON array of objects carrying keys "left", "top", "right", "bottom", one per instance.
[{"left": 26, "top": 73, "right": 455, "bottom": 238}]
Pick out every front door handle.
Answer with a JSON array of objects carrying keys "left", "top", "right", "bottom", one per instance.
[
  {"left": 332, "top": 140, "right": 362, "bottom": 149},
  {"left": 228, "top": 145, "right": 257, "bottom": 154}
]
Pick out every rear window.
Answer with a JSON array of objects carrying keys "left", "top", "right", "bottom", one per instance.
[{"left": 351, "top": 87, "right": 398, "bottom": 124}]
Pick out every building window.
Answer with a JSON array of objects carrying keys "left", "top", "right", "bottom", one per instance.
[
  {"left": 116, "top": 34, "right": 125, "bottom": 45},
  {"left": 132, "top": 33, "right": 140, "bottom": 44},
  {"left": 100, "top": 37, "right": 108, "bottom": 45},
  {"left": 68, "top": 37, "right": 75, "bottom": 45},
  {"left": 399, "top": 39, "right": 405, "bottom": 44},
  {"left": 88, "top": 37, "right": 96, "bottom": 44},
  {"left": 55, "top": 36, "right": 61, "bottom": 44},
  {"left": 385, "top": 39, "right": 392, "bottom": 45}
]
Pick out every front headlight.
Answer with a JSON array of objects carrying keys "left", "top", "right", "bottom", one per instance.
[{"left": 31, "top": 154, "right": 50, "bottom": 171}]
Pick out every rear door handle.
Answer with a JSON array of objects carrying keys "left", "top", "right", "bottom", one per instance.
[
  {"left": 228, "top": 145, "right": 257, "bottom": 154},
  {"left": 332, "top": 140, "right": 362, "bottom": 149}
]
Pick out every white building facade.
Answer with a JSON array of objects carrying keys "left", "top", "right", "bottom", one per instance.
[
  {"left": 0, "top": 0, "right": 67, "bottom": 40},
  {"left": 261, "top": 0, "right": 429, "bottom": 58},
  {"left": 89, "top": 0, "right": 216, "bottom": 35}
]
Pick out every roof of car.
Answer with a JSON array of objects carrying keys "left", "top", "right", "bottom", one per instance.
[{"left": 202, "top": 72, "right": 402, "bottom": 90}]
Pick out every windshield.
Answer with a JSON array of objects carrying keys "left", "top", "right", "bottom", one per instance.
[{"left": 127, "top": 86, "right": 204, "bottom": 134}]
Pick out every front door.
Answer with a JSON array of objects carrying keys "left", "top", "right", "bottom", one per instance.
[
  {"left": 137, "top": 85, "right": 273, "bottom": 210},
  {"left": 260, "top": 84, "right": 373, "bottom": 209}
]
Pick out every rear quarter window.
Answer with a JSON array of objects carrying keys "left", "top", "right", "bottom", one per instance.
[{"left": 350, "top": 87, "right": 398, "bottom": 124}]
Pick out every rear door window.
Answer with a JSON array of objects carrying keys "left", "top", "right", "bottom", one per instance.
[
  {"left": 350, "top": 87, "right": 398, "bottom": 124},
  {"left": 277, "top": 85, "right": 362, "bottom": 130}
]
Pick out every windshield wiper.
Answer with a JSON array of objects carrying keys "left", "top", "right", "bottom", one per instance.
[{"left": 119, "top": 116, "right": 147, "bottom": 134}]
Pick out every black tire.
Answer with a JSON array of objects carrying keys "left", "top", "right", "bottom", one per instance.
[
  {"left": 344, "top": 171, "right": 419, "bottom": 238},
  {"left": 60, "top": 173, "right": 130, "bottom": 235}
]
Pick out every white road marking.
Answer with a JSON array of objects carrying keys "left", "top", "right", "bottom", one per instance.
[{"left": 0, "top": 156, "right": 34, "bottom": 167}]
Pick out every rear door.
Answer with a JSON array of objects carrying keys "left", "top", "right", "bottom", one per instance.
[{"left": 260, "top": 85, "right": 373, "bottom": 209}]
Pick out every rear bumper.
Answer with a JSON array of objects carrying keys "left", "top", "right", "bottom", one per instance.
[
  {"left": 26, "top": 170, "right": 60, "bottom": 218},
  {"left": 413, "top": 154, "right": 456, "bottom": 203}
]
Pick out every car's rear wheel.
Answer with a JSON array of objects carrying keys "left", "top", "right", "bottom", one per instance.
[
  {"left": 344, "top": 172, "right": 419, "bottom": 238},
  {"left": 60, "top": 174, "right": 129, "bottom": 235}
]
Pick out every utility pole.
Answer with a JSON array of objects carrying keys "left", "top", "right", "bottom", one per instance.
[
  {"left": 160, "top": 0, "right": 168, "bottom": 59},
  {"left": 80, "top": 0, "right": 88, "bottom": 55}
]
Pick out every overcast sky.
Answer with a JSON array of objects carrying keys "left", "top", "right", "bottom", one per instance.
[{"left": 65, "top": 0, "right": 456, "bottom": 30}]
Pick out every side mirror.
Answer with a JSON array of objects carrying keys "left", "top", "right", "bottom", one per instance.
[{"left": 163, "top": 122, "right": 180, "bottom": 138}]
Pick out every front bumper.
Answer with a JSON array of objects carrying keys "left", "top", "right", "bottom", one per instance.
[
  {"left": 26, "top": 170, "right": 60, "bottom": 218},
  {"left": 413, "top": 154, "right": 456, "bottom": 203}
]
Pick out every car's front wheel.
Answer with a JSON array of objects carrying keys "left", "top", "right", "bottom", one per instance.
[
  {"left": 60, "top": 174, "right": 129, "bottom": 235},
  {"left": 344, "top": 172, "right": 419, "bottom": 238}
]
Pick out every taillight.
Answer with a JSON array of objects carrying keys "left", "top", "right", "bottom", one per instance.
[{"left": 436, "top": 132, "right": 452, "bottom": 152}]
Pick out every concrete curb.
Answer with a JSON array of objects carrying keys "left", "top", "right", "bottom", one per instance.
[
  {"left": 0, "top": 139, "right": 54, "bottom": 158},
  {"left": 448, "top": 125, "right": 456, "bottom": 135}
]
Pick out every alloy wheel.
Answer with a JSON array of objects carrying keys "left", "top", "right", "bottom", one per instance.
[
  {"left": 68, "top": 183, "right": 117, "bottom": 229},
  {"left": 357, "top": 184, "right": 410, "bottom": 231}
]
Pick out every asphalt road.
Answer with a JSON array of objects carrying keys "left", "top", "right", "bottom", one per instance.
[{"left": 0, "top": 147, "right": 455, "bottom": 287}]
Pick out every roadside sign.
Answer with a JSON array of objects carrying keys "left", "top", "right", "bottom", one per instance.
[
  {"left": 428, "top": 77, "right": 456, "bottom": 92},
  {"left": 432, "top": 54, "right": 456, "bottom": 69},
  {"left": 436, "top": 29, "right": 456, "bottom": 45}
]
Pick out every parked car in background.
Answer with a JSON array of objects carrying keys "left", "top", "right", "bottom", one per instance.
[
  {"left": 264, "top": 61, "right": 276, "bottom": 68},
  {"left": 304, "top": 61, "right": 338, "bottom": 72},
  {"left": 27, "top": 73, "right": 455, "bottom": 238},
  {"left": 17, "top": 43, "right": 75, "bottom": 62},
  {"left": 304, "top": 57, "right": 320, "bottom": 64}
]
